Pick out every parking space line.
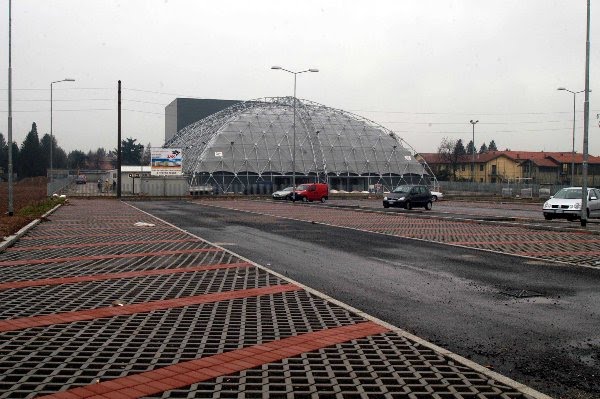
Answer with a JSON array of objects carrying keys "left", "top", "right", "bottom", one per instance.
[
  {"left": 0, "top": 261, "right": 251, "bottom": 290},
  {"left": 38, "top": 321, "right": 388, "bottom": 399},
  {"left": 0, "top": 284, "right": 300, "bottom": 332}
]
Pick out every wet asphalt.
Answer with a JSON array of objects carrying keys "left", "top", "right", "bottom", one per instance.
[{"left": 132, "top": 200, "right": 600, "bottom": 399}]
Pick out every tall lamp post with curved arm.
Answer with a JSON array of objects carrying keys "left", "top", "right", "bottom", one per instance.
[
  {"left": 50, "top": 78, "right": 75, "bottom": 182},
  {"left": 271, "top": 66, "right": 318, "bottom": 200},
  {"left": 469, "top": 120, "right": 478, "bottom": 182},
  {"left": 557, "top": 87, "right": 587, "bottom": 185}
]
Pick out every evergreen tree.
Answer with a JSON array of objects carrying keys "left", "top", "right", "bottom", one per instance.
[
  {"left": 0, "top": 133, "right": 6, "bottom": 174},
  {"left": 54, "top": 147, "right": 68, "bottom": 169},
  {"left": 488, "top": 140, "right": 498, "bottom": 151},
  {"left": 453, "top": 139, "right": 466, "bottom": 156},
  {"left": 19, "top": 123, "right": 44, "bottom": 177},
  {"left": 67, "top": 150, "right": 87, "bottom": 170},
  {"left": 479, "top": 142, "right": 488, "bottom": 154},
  {"left": 40, "top": 133, "right": 67, "bottom": 170},
  {"left": 40, "top": 134, "right": 51, "bottom": 175},
  {"left": 466, "top": 140, "right": 475, "bottom": 155},
  {"left": 10, "top": 142, "right": 19, "bottom": 179},
  {"left": 87, "top": 148, "right": 107, "bottom": 169},
  {"left": 121, "top": 137, "right": 144, "bottom": 165}
]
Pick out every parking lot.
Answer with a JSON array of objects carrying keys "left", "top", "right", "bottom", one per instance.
[
  {"left": 0, "top": 199, "right": 549, "bottom": 398},
  {"left": 203, "top": 199, "right": 600, "bottom": 268}
]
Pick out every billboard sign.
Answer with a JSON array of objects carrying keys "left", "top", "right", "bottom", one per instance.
[{"left": 151, "top": 148, "right": 183, "bottom": 176}]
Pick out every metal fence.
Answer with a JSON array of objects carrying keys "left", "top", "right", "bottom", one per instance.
[
  {"left": 47, "top": 177, "right": 74, "bottom": 196},
  {"left": 437, "top": 181, "right": 572, "bottom": 199}
]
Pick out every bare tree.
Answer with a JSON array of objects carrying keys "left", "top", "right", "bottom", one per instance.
[{"left": 437, "top": 137, "right": 458, "bottom": 180}]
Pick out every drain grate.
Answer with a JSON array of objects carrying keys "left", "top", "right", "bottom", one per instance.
[{"left": 500, "top": 288, "right": 544, "bottom": 298}]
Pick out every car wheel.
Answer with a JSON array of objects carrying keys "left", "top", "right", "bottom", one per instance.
[
  {"left": 425, "top": 201, "right": 432, "bottom": 210},
  {"left": 543, "top": 214, "right": 553, "bottom": 220},
  {"left": 301, "top": 196, "right": 308, "bottom": 202},
  {"left": 321, "top": 197, "right": 327, "bottom": 203},
  {"left": 566, "top": 215, "right": 576, "bottom": 222},
  {"left": 431, "top": 195, "right": 437, "bottom": 202},
  {"left": 405, "top": 201, "right": 412, "bottom": 210},
  {"left": 383, "top": 203, "right": 389, "bottom": 208}
]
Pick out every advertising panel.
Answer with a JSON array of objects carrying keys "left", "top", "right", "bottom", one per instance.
[{"left": 151, "top": 148, "right": 183, "bottom": 176}]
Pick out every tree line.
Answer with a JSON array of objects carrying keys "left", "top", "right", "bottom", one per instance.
[
  {"left": 0, "top": 122, "right": 152, "bottom": 180},
  {"left": 436, "top": 137, "right": 498, "bottom": 181}
]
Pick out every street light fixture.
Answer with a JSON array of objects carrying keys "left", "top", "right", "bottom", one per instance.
[
  {"left": 469, "top": 120, "right": 478, "bottom": 182},
  {"left": 50, "top": 78, "right": 75, "bottom": 182},
  {"left": 557, "top": 87, "right": 589, "bottom": 185},
  {"left": 271, "top": 66, "right": 319, "bottom": 200}
]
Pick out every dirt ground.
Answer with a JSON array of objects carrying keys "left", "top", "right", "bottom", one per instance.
[{"left": 0, "top": 177, "right": 48, "bottom": 237}]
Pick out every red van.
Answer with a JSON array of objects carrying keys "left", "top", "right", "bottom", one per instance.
[{"left": 291, "top": 183, "right": 329, "bottom": 203}]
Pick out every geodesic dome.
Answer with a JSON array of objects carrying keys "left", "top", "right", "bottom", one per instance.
[{"left": 165, "top": 97, "right": 435, "bottom": 193}]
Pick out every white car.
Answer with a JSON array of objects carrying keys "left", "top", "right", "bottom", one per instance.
[
  {"left": 430, "top": 190, "right": 443, "bottom": 201},
  {"left": 272, "top": 187, "right": 294, "bottom": 200},
  {"left": 542, "top": 187, "right": 600, "bottom": 221}
]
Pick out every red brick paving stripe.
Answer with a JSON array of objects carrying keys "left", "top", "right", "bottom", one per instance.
[
  {"left": 39, "top": 321, "right": 388, "bottom": 399},
  {"left": 20, "top": 232, "right": 181, "bottom": 240},
  {"left": 0, "top": 248, "right": 221, "bottom": 267},
  {"left": 0, "top": 261, "right": 251, "bottom": 290},
  {"left": 0, "top": 284, "right": 299, "bottom": 332},
  {"left": 7, "top": 238, "right": 200, "bottom": 252}
]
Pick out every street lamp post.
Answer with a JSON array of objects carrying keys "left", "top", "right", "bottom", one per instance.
[
  {"left": 557, "top": 87, "right": 587, "bottom": 185},
  {"left": 271, "top": 66, "right": 318, "bottom": 200},
  {"left": 50, "top": 78, "right": 75, "bottom": 182},
  {"left": 581, "top": 0, "right": 591, "bottom": 227},
  {"left": 469, "top": 120, "right": 478, "bottom": 182},
  {"left": 7, "top": 0, "right": 13, "bottom": 215}
]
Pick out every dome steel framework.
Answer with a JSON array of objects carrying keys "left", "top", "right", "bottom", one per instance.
[{"left": 165, "top": 97, "right": 436, "bottom": 193}]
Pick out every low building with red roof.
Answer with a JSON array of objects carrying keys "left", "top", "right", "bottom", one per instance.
[{"left": 416, "top": 150, "right": 600, "bottom": 185}]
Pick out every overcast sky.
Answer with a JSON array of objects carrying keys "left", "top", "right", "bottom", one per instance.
[{"left": 1, "top": 0, "right": 599, "bottom": 156}]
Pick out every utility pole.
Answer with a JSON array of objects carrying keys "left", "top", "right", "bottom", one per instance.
[
  {"left": 7, "top": 0, "right": 13, "bottom": 216},
  {"left": 117, "top": 81, "right": 122, "bottom": 198},
  {"left": 581, "top": 0, "right": 591, "bottom": 227}
]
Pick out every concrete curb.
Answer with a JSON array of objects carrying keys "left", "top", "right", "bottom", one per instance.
[{"left": 0, "top": 203, "right": 63, "bottom": 252}]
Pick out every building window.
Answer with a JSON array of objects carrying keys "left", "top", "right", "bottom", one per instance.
[
  {"left": 479, "top": 164, "right": 484, "bottom": 171},
  {"left": 461, "top": 164, "right": 465, "bottom": 171}
]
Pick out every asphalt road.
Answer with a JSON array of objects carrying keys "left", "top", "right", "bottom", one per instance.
[{"left": 132, "top": 200, "right": 600, "bottom": 399}]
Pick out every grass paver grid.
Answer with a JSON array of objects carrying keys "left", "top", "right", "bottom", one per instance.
[
  {"left": 0, "top": 199, "right": 537, "bottom": 398},
  {"left": 206, "top": 200, "right": 600, "bottom": 267},
  {"left": 0, "top": 250, "right": 238, "bottom": 283}
]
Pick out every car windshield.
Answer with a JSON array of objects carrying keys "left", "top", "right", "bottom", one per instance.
[
  {"left": 392, "top": 185, "right": 412, "bottom": 194},
  {"left": 279, "top": 187, "right": 293, "bottom": 192},
  {"left": 553, "top": 189, "right": 582, "bottom": 199}
]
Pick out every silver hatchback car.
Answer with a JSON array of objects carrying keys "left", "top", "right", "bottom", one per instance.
[{"left": 542, "top": 187, "right": 600, "bottom": 221}]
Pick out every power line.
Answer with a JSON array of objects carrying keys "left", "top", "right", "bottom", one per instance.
[
  {"left": 0, "top": 98, "right": 114, "bottom": 102},
  {"left": 0, "top": 87, "right": 113, "bottom": 91},
  {"left": 381, "top": 120, "right": 567, "bottom": 125}
]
